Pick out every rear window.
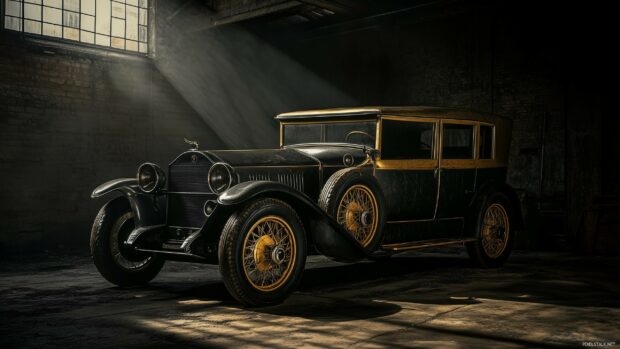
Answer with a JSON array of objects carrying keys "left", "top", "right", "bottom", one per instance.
[
  {"left": 479, "top": 125, "right": 494, "bottom": 159},
  {"left": 442, "top": 124, "right": 474, "bottom": 159}
]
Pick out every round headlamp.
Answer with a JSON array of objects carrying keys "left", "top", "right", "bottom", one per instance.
[
  {"left": 208, "top": 162, "right": 235, "bottom": 194},
  {"left": 137, "top": 163, "right": 165, "bottom": 193}
]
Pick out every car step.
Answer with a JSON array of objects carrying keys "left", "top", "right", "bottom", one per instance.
[{"left": 381, "top": 238, "right": 476, "bottom": 252}]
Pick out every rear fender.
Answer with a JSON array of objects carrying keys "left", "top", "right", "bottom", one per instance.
[{"left": 218, "top": 181, "right": 368, "bottom": 262}]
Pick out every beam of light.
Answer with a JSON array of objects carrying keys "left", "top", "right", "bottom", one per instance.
[{"left": 154, "top": 2, "right": 356, "bottom": 149}]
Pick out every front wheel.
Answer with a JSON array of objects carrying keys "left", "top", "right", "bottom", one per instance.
[
  {"left": 90, "top": 197, "right": 165, "bottom": 286},
  {"left": 219, "top": 198, "right": 307, "bottom": 306},
  {"left": 466, "top": 192, "right": 514, "bottom": 268}
]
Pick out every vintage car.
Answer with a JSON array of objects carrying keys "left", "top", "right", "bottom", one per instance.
[{"left": 90, "top": 106, "right": 522, "bottom": 306}]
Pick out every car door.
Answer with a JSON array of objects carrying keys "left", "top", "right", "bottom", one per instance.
[
  {"left": 374, "top": 116, "right": 439, "bottom": 242},
  {"left": 434, "top": 120, "right": 477, "bottom": 237}
]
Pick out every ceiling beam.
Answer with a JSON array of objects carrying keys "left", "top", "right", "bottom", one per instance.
[{"left": 212, "top": 1, "right": 303, "bottom": 27}]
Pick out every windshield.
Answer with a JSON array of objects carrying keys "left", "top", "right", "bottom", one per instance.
[{"left": 282, "top": 121, "right": 377, "bottom": 148}]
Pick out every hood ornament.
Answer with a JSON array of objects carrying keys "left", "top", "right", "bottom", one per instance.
[{"left": 184, "top": 138, "right": 199, "bottom": 150}]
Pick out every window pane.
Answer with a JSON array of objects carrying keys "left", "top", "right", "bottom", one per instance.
[
  {"left": 4, "top": 16, "right": 21, "bottom": 31},
  {"left": 112, "top": 1, "right": 126, "bottom": 19},
  {"left": 24, "top": 3, "right": 42, "bottom": 20},
  {"left": 96, "top": 34, "right": 111, "bottom": 46},
  {"left": 126, "top": 5, "right": 138, "bottom": 41},
  {"left": 5, "top": 1, "right": 22, "bottom": 17},
  {"left": 381, "top": 120, "right": 435, "bottom": 160},
  {"left": 24, "top": 19, "right": 42, "bottom": 34},
  {"left": 95, "top": 0, "right": 111, "bottom": 34},
  {"left": 80, "top": 30, "right": 94, "bottom": 43},
  {"left": 63, "top": 27, "right": 79, "bottom": 41},
  {"left": 81, "top": 14, "right": 94, "bottom": 32},
  {"left": 442, "top": 124, "right": 474, "bottom": 159},
  {"left": 43, "top": 7, "right": 62, "bottom": 25},
  {"left": 139, "top": 42, "right": 147, "bottom": 53},
  {"left": 111, "top": 37, "right": 125, "bottom": 49},
  {"left": 111, "top": 17, "right": 125, "bottom": 37},
  {"left": 64, "top": 0, "right": 79, "bottom": 11},
  {"left": 64, "top": 11, "right": 80, "bottom": 28},
  {"left": 138, "top": 7, "right": 147, "bottom": 25},
  {"left": 138, "top": 25, "right": 147, "bottom": 42},
  {"left": 126, "top": 40, "right": 138, "bottom": 51},
  {"left": 43, "top": 23, "right": 62, "bottom": 37},
  {"left": 479, "top": 125, "right": 494, "bottom": 159},
  {"left": 81, "top": 0, "right": 95, "bottom": 15},
  {"left": 43, "top": 0, "right": 62, "bottom": 7}
]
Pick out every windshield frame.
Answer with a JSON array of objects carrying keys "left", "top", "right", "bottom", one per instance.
[{"left": 279, "top": 119, "right": 379, "bottom": 148}]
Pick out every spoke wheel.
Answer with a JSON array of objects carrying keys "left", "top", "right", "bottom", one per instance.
[
  {"left": 465, "top": 192, "right": 514, "bottom": 268},
  {"left": 481, "top": 203, "right": 510, "bottom": 259},
  {"left": 219, "top": 198, "right": 306, "bottom": 306},
  {"left": 336, "top": 184, "right": 379, "bottom": 247},
  {"left": 242, "top": 216, "right": 297, "bottom": 292}
]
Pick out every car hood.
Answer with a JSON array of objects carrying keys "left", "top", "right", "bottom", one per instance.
[{"left": 205, "top": 145, "right": 367, "bottom": 168}]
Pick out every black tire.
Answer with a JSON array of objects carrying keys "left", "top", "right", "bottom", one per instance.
[
  {"left": 219, "top": 198, "right": 307, "bottom": 307},
  {"left": 318, "top": 168, "right": 386, "bottom": 251},
  {"left": 90, "top": 197, "right": 165, "bottom": 286},
  {"left": 466, "top": 192, "right": 514, "bottom": 268}
]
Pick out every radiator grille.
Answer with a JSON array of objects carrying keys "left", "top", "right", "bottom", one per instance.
[
  {"left": 168, "top": 163, "right": 212, "bottom": 192},
  {"left": 167, "top": 194, "right": 209, "bottom": 228},
  {"left": 167, "top": 152, "right": 213, "bottom": 228}
]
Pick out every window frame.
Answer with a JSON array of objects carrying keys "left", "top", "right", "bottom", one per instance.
[
  {"left": 439, "top": 119, "right": 497, "bottom": 169},
  {"left": 1, "top": 0, "right": 154, "bottom": 57},
  {"left": 440, "top": 120, "right": 476, "bottom": 162},
  {"left": 376, "top": 116, "right": 439, "bottom": 170},
  {"left": 279, "top": 118, "right": 378, "bottom": 148},
  {"left": 477, "top": 122, "right": 496, "bottom": 165}
]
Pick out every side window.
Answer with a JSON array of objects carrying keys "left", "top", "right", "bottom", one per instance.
[
  {"left": 381, "top": 120, "right": 435, "bottom": 160},
  {"left": 479, "top": 125, "right": 494, "bottom": 159},
  {"left": 442, "top": 124, "right": 474, "bottom": 159}
]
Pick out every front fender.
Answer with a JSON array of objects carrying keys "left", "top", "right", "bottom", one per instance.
[
  {"left": 91, "top": 178, "right": 166, "bottom": 245},
  {"left": 91, "top": 178, "right": 138, "bottom": 198},
  {"left": 218, "top": 181, "right": 369, "bottom": 262}
]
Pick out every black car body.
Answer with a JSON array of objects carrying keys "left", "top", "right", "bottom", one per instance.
[{"left": 91, "top": 106, "right": 522, "bottom": 306}]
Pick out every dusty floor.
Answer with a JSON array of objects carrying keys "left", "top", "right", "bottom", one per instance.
[{"left": 0, "top": 249, "right": 618, "bottom": 349}]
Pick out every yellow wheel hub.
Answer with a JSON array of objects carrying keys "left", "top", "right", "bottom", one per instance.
[
  {"left": 242, "top": 215, "right": 296, "bottom": 292},
  {"left": 253, "top": 235, "right": 276, "bottom": 272},
  {"left": 337, "top": 184, "right": 379, "bottom": 247}
]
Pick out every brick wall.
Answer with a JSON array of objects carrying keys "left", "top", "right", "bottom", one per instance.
[{"left": 0, "top": 31, "right": 224, "bottom": 253}]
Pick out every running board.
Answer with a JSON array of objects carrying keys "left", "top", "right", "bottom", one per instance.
[
  {"left": 135, "top": 248, "right": 207, "bottom": 260},
  {"left": 382, "top": 238, "right": 477, "bottom": 252}
]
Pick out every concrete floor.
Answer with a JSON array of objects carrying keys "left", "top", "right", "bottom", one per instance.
[{"left": 0, "top": 250, "right": 618, "bottom": 349}]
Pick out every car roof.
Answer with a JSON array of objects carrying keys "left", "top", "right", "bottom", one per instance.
[{"left": 275, "top": 106, "right": 507, "bottom": 124}]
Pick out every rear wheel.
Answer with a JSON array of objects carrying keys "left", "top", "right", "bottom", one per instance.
[
  {"left": 90, "top": 198, "right": 164, "bottom": 286},
  {"left": 219, "top": 198, "right": 307, "bottom": 306},
  {"left": 466, "top": 192, "right": 514, "bottom": 268},
  {"left": 319, "top": 168, "right": 385, "bottom": 250}
]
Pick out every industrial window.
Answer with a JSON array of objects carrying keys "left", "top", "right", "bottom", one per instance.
[
  {"left": 381, "top": 120, "right": 435, "bottom": 160},
  {"left": 3, "top": 0, "right": 149, "bottom": 54},
  {"left": 479, "top": 124, "right": 494, "bottom": 159},
  {"left": 442, "top": 123, "right": 474, "bottom": 159}
]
